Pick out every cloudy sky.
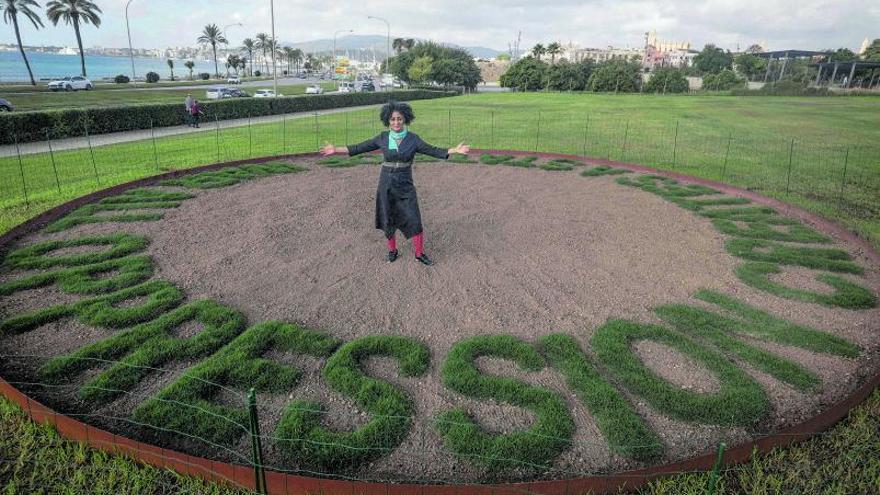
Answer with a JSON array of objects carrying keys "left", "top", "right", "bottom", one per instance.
[{"left": 4, "top": 0, "right": 879, "bottom": 53}]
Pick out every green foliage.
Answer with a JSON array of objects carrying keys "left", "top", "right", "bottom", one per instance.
[
  {"left": 0, "top": 255, "right": 153, "bottom": 297},
  {"left": 591, "top": 319, "right": 768, "bottom": 426},
  {"left": 145, "top": 71, "right": 160, "bottom": 83},
  {"left": 693, "top": 44, "right": 734, "bottom": 75},
  {"left": 407, "top": 56, "right": 434, "bottom": 84},
  {"left": 435, "top": 335, "right": 574, "bottom": 470},
  {"left": 538, "top": 158, "right": 580, "bottom": 171},
  {"left": 669, "top": 197, "right": 751, "bottom": 211},
  {"left": 113, "top": 74, "right": 130, "bottom": 84},
  {"left": 275, "top": 335, "right": 429, "bottom": 470},
  {"left": 160, "top": 162, "right": 305, "bottom": 189},
  {"left": 732, "top": 80, "right": 831, "bottom": 97},
  {"left": 387, "top": 42, "right": 482, "bottom": 90},
  {"left": 644, "top": 67, "right": 689, "bottom": 93},
  {"left": 725, "top": 238, "right": 863, "bottom": 274},
  {"left": 864, "top": 39, "right": 880, "bottom": 61},
  {"left": 827, "top": 48, "right": 858, "bottom": 62},
  {"left": 547, "top": 60, "right": 595, "bottom": 91},
  {"left": 133, "top": 321, "right": 340, "bottom": 446},
  {"left": 3, "top": 232, "right": 149, "bottom": 270},
  {"left": 0, "top": 90, "right": 457, "bottom": 144},
  {"left": 41, "top": 299, "right": 246, "bottom": 403},
  {"left": 199, "top": 72, "right": 211, "bottom": 80},
  {"left": 733, "top": 53, "right": 766, "bottom": 81},
  {"left": 538, "top": 333, "right": 662, "bottom": 462},
  {"left": 479, "top": 153, "right": 538, "bottom": 167},
  {"left": 499, "top": 56, "right": 548, "bottom": 91},
  {"left": 702, "top": 69, "right": 744, "bottom": 91},
  {"left": 430, "top": 57, "right": 483, "bottom": 89},
  {"left": 735, "top": 262, "right": 877, "bottom": 310},
  {"left": 711, "top": 218, "right": 831, "bottom": 243},
  {"left": 616, "top": 174, "right": 720, "bottom": 198},
  {"left": 44, "top": 187, "right": 193, "bottom": 232},
  {"left": 588, "top": 59, "right": 642, "bottom": 92},
  {"left": 580, "top": 165, "right": 631, "bottom": 176}
]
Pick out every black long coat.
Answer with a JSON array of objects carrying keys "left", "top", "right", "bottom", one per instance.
[{"left": 347, "top": 131, "right": 448, "bottom": 239}]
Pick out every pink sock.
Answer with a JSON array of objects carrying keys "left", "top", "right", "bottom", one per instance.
[
  {"left": 412, "top": 232, "right": 424, "bottom": 257},
  {"left": 387, "top": 236, "right": 397, "bottom": 251}
]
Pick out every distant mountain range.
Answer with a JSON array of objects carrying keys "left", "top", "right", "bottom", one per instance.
[{"left": 282, "top": 35, "right": 504, "bottom": 59}]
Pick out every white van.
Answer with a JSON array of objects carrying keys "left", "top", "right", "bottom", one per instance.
[{"left": 338, "top": 82, "right": 354, "bottom": 93}]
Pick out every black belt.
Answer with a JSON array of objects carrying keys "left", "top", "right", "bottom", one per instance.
[{"left": 381, "top": 162, "right": 412, "bottom": 171}]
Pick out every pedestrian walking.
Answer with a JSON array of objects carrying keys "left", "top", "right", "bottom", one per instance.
[
  {"left": 190, "top": 100, "right": 203, "bottom": 128},
  {"left": 184, "top": 93, "right": 194, "bottom": 127}
]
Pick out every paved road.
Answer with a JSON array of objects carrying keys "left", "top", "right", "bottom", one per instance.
[
  {"left": 3, "top": 76, "right": 329, "bottom": 96},
  {"left": 1, "top": 103, "right": 385, "bottom": 157}
]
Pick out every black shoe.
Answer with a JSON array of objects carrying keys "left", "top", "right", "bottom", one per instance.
[
  {"left": 415, "top": 253, "right": 433, "bottom": 266},
  {"left": 387, "top": 249, "right": 399, "bottom": 262}
]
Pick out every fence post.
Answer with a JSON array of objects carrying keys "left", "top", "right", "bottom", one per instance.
[
  {"left": 671, "top": 120, "right": 679, "bottom": 168},
  {"left": 314, "top": 112, "right": 319, "bottom": 151},
  {"left": 84, "top": 120, "right": 100, "bottom": 184},
  {"left": 248, "top": 113, "right": 253, "bottom": 157},
  {"left": 721, "top": 133, "right": 732, "bottom": 182},
  {"left": 345, "top": 111, "right": 349, "bottom": 146},
  {"left": 214, "top": 115, "right": 221, "bottom": 163},
  {"left": 785, "top": 138, "right": 795, "bottom": 195},
  {"left": 447, "top": 108, "right": 452, "bottom": 146},
  {"left": 535, "top": 111, "right": 541, "bottom": 153},
  {"left": 582, "top": 115, "right": 590, "bottom": 158},
  {"left": 247, "top": 388, "right": 267, "bottom": 495},
  {"left": 838, "top": 146, "right": 850, "bottom": 209},
  {"left": 490, "top": 110, "right": 495, "bottom": 149},
  {"left": 706, "top": 442, "right": 727, "bottom": 495},
  {"left": 45, "top": 129, "right": 62, "bottom": 194},
  {"left": 282, "top": 114, "right": 287, "bottom": 155},
  {"left": 150, "top": 119, "right": 159, "bottom": 172},
  {"left": 14, "top": 134, "right": 29, "bottom": 208},
  {"left": 621, "top": 120, "right": 629, "bottom": 161}
]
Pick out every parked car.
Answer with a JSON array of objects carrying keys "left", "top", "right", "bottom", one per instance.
[
  {"left": 221, "top": 88, "right": 249, "bottom": 98},
  {"left": 305, "top": 84, "right": 324, "bottom": 94},
  {"left": 227, "top": 75, "right": 241, "bottom": 84},
  {"left": 0, "top": 98, "right": 13, "bottom": 111},
  {"left": 205, "top": 86, "right": 228, "bottom": 99},
  {"left": 47, "top": 76, "right": 93, "bottom": 91},
  {"left": 360, "top": 80, "right": 375, "bottom": 92},
  {"left": 338, "top": 82, "right": 354, "bottom": 93},
  {"left": 253, "top": 89, "right": 282, "bottom": 98}
]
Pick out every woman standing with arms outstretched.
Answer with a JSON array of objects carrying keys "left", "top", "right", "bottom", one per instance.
[{"left": 320, "top": 101, "right": 469, "bottom": 266}]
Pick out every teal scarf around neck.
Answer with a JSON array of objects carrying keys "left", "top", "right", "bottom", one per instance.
[{"left": 388, "top": 128, "right": 408, "bottom": 150}]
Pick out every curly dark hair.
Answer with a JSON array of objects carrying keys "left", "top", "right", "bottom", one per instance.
[{"left": 379, "top": 101, "right": 415, "bottom": 126}]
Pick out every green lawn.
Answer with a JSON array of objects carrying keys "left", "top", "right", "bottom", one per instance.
[{"left": 1, "top": 82, "right": 338, "bottom": 112}]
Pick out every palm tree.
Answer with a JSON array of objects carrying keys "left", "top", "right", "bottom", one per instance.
[
  {"left": 45, "top": 0, "right": 102, "bottom": 77},
  {"left": 404, "top": 38, "right": 414, "bottom": 51},
  {"left": 531, "top": 43, "right": 545, "bottom": 61},
  {"left": 226, "top": 54, "right": 240, "bottom": 76},
  {"left": 241, "top": 38, "right": 255, "bottom": 76},
  {"left": 166, "top": 58, "right": 174, "bottom": 80},
  {"left": 255, "top": 32, "right": 270, "bottom": 73},
  {"left": 392, "top": 37, "right": 404, "bottom": 54},
  {"left": 283, "top": 46, "right": 294, "bottom": 74},
  {"left": 184, "top": 60, "right": 195, "bottom": 80},
  {"left": 197, "top": 23, "right": 226, "bottom": 77},
  {"left": 291, "top": 48, "right": 303, "bottom": 74},
  {"left": 546, "top": 42, "right": 561, "bottom": 64},
  {"left": 1, "top": 0, "right": 43, "bottom": 86}
]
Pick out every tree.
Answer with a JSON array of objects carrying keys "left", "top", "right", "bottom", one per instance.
[
  {"left": 291, "top": 48, "right": 303, "bottom": 74},
  {"left": 1, "top": 0, "right": 44, "bottom": 86},
  {"left": 546, "top": 60, "right": 594, "bottom": 91},
  {"left": 496, "top": 53, "right": 511, "bottom": 61},
  {"left": 45, "top": 0, "right": 102, "bottom": 77},
  {"left": 392, "top": 37, "right": 405, "bottom": 54},
  {"left": 733, "top": 53, "right": 765, "bottom": 81},
  {"left": 587, "top": 59, "right": 641, "bottom": 92},
  {"left": 644, "top": 67, "right": 688, "bottom": 93},
  {"left": 197, "top": 24, "right": 226, "bottom": 77},
  {"left": 255, "top": 32, "right": 270, "bottom": 73},
  {"left": 430, "top": 56, "right": 482, "bottom": 90},
  {"left": 226, "top": 54, "right": 241, "bottom": 75},
  {"left": 407, "top": 56, "right": 433, "bottom": 83},
  {"left": 499, "top": 56, "right": 548, "bottom": 91},
  {"left": 184, "top": 60, "right": 195, "bottom": 80},
  {"left": 745, "top": 44, "right": 764, "bottom": 54},
  {"left": 693, "top": 44, "right": 733, "bottom": 75},
  {"left": 702, "top": 69, "right": 744, "bottom": 90},
  {"left": 863, "top": 39, "right": 880, "bottom": 61},
  {"left": 241, "top": 38, "right": 256, "bottom": 76},
  {"left": 166, "top": 58, "right": 174, "bottom": 80},
  {"left": 531, "top": 43, "right": 546, "bottom": 61},
  {"left": 827, "top": 48, "right": 857, "bottom": 62},
  {"left": 546, "top": 41, "right": 562, "bottom": 64}
]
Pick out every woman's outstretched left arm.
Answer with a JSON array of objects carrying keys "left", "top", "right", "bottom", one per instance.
[{"left": 415, "top": 137, "right": 469, "bottom": 159}]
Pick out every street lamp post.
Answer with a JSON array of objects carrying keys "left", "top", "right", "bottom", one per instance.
[
  {"left": 270, "top": 0, "right": 277, "bottom": 96},
  {"left": 125, "top": 0, "right": 136, "bottom": 82},
  {"left": 367, "top": 16, "right": 389, "bottom": 88},
  {"left": 334, "top": 29, "right": 353, "bottom": 90}
]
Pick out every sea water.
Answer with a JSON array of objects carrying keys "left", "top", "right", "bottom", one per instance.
[{"left": 0, "top": 51, "right": 223, "bottom": 83}]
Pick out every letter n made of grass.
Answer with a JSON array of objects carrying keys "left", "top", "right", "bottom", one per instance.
[
  {"left": 435, "top": 335, "right": 574, "bottom": 470},
  {"left": 591, "top": 320, "right": 768, "bottom": 426},
  {"left": 132, "top": 321, "right": 340, "bottom": 448},
  {"left": 274, "top": 335, "right": 429, "bottom": 471},
  {"left": 40, "top": 300, "right": 246, "bottom": 403},
  {"left": 538, "top": 333, "right": 662, "bottom": 462}
]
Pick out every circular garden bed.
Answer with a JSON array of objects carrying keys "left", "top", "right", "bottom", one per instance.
[{"left": 0, "top": 151, "right": 878, "bottom": 489}]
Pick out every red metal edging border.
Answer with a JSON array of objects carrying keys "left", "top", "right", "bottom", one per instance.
[{"left": 1, "top": 150, "right": 878, "bottom": 494}]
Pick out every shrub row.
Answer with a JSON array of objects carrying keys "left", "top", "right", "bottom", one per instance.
[{"left": 0, "top": 90, "right": 458, "bottom": 144}]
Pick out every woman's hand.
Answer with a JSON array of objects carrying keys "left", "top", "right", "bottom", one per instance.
[
  {"left": 320, "top": 142, "right": 336, "bottom": 156},
  {"left": 449, "top": 142, "right": 470, "bottom": 155}
]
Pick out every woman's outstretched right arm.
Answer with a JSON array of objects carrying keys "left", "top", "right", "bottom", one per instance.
[{"left": 320, "top": 135, "right": 381, "bottom": 156}]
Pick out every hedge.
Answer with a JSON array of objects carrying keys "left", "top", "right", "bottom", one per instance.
[{"left": 0, "top": 90, "right": 459, "bottom": 144}]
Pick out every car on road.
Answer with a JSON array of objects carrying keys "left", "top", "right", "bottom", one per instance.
[
  {"left": 227, "top": 75, "right": 241, "bottom": 84},
  {"left": 253, "top": 89, "right": 282, "bottom": 98},
  {"left": 221, "top": 88, "right": 249, "bottom": 98},
  {"left": 47, "top": 76, "right": 93, "bottom": 91},
  {"left": 338, "top": 82, "right": 354, "bottom": 93},
  {"left": 0, "top": 98, "right": 14, "bottom": 111},
  {"left": 360, "top": 80, "right": 375, "bottom": 92},
  {"left": 305, "top": 84, "right": 324, "bottom": 94},
  {"left": 205, "top": 86, "right": 228, "bottom": 99}
]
